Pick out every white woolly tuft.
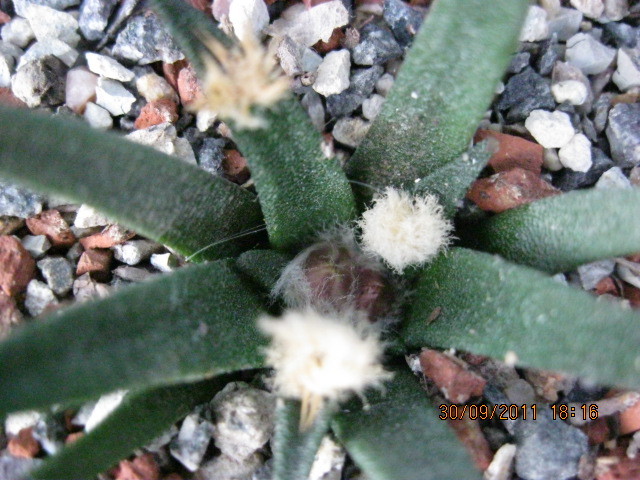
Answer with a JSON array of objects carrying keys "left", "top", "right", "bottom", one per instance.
[
  {"left": 259, "top": 310, "right": 390, "bottom": 427},
  {"left": 357, "top": 187, "right": 452, "bottom": 273}
]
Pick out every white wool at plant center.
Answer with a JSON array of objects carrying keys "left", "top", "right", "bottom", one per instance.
[
  {"left": 358, "top": 187, "right": 452, "bottom": 273},
  {"left": 259, "top": 309, "right": 390, "bottom": 429}
]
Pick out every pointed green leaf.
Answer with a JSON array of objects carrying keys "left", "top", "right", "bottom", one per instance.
[
  {"left": 0, "top": 259, "right": 267, "bottom": 418},
  {"left": 149, "top": 0, "right": 233, "bottom": 73},
  {"left": 0, "top": 106, "right": 263, "bottom": 262},
  {"left": 232, "top": 101, "right": 357, "bottom": 250},
  {"left": 460, "top": 188, "right": 640, "bottom": 273},
  {"left": 32, "top": 378, "right": 227, "bottom": 480},
  {"left": 332, "top": 370, "right": 480, "bottom": 480},
  {"left": 235, "top": 249, "right": 292, "bottom": 293},
  {"left": 272, "top": 399, "right": 333, "bottom": 480},
  {"left": 403, "top": 248, "right": 640, "bottom": 389},
  {"left": 412, "top": 142, "right": 492, "bottom": 219},
  {"left": 346, "top": 0, "right": 528, "bottom": 203}
]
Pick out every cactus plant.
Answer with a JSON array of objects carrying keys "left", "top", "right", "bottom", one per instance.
[{"left": 1, "top": 0, "right": 640, "bottom": 479}]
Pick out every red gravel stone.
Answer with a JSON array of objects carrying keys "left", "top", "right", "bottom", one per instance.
[
  {"left": 116, "top": 453, "right": 160, "bottom": 480},
  {"left": 134, "top": 98, "right": 179, "bottom": 129},
  {"left": 581, "top": 417, "right": 610, "bottom": 445},
  {"left": 26, "top": 210, "right": 76, "bottom": 247},
  {"left": 223, "top": 149, "right": 250, "bottom": 184},
  {"left": 185, "top": 0, "right": 210, "bottom": 12},
  {"left": 0, "top": 235, "right": 35, "bottom": 297},
  {"left": 162, "top": 59, "right": 188, "bottom": 91},
  {"left": 80, "top": 225, "right": 135, "bottom": 250},
  {"left": 596, "top": 447, "right": 640, "bottom": 480},
  {"left": 313, "top": 28, "right": 346, "bottom": 54},
  {"left": 76, "top": 249, "right": 113, "bottom": 280},
  {"left": 595, "top": 277, "right": 620, "bottom": 296},
  {"left": 0, "top": 87, "right": 27, "bottom": 108},
  {"left": 0, "top": 291, "right": 22, "bottom": 340},
  {"left": 419, "top": 349, "right": 486, "bottom": 404},
  {"left": 65, "top": 432, "right": 84, "bottom": 444},
  {"left": 8, "top": 428, "right": 40, "bottom": 458},
  {"left": 466, "top": 167, "right": 561, "bottom": 213},
  {"left": 623, "top": 284, "right": 640, "bottom": 309},
  {"left": 475, "top": 129, "right": 544, "bottom": 174},
  {"left": 177, "top": 63, "right": 204, "bottom": 106},
  {"left": 447, "top": 417, "right": 493, "bottom": 470},
  {"left": 619, "top": 397, "right": 640, "bottom": 435},
  {"left": 0, "top": 10, "right": 10, "bottom": 24}
]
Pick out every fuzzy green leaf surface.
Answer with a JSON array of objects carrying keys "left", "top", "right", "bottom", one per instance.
[
  {"left": 0, "top": 260, "right": 267, "bottom": 418},
  {"left": 403, "top": 248, "right": 640, "bottom": 389},
  {"left": 32, "top": 378, "right": 226, "bottom": 480},
  {"left": 413, "top": 142, "right": 492, "bottom": 219},
  {"left": 233, "top": 100, "right": 357, "bottom": 250},
  {"left": 272, "top": 399, "right": 333, "bottom": 480},
  {"left": 460, "top": 189, "right": 640, "bottom": 273},
  {"left": 346, "top": 0, "right": 528, "bottom": 203},
  {"left": 332, "top": 370, "right": 480, "bottom": 480},
  {"left": 235, "top": 249, "right": 292, "bottom": 293},
  {"left": 0, "top": 106, "right": 263, "bottom": 262},
  {"left": 150, "top": 0, "right": 233, "bottom": 73}
]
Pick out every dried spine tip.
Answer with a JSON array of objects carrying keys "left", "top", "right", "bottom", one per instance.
[
  {"left": 357, "top": 187, "right": 452, "bottom": 273},
  {"left": 259, "top": 310, "right": 390, "bottom": 429},
  {"left": 191, "top": 30, "right": 289, "bottom": 129}
]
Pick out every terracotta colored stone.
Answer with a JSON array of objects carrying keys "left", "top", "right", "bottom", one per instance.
[
  {"left": 65, "top": 432, "right": 84, "bottom": 444},
  {"left": 223, "top": 149, "right": 250, "bottom": 184},
  {"left": 116, "top": 453, "right": 160, "bottom": 480},
  {"left": 177, "top": 63, "right": 204, "bottom": 106},
  {"left": 0, "top": 10, "right": 10, "bottom": 24},
  {"left": 475, "top": 129, "right": 544, "bottom": 174},
  {"left": 162, "top": 59, "right": 188, "bottom": 91},
  {"left": 0, "top": 291, "right": 22, "bottom": 340},
  {"left": 0, "top": 216, "right": 24, "bottom": 235},
  {"left": 184, "top": 0, "right": 210, "bottom": 12},
  {"left": 623, "top": 284, "right": 640, "bottom": 309},
  {"left": 0, "top": 235, "right": 36, "bottom": 297},
  {"left": 134, "top": 98, "right": 179, "bottom": 129},
  {"left": 8, "top": 428, "right": 40, "bottom": 458},
  {"left": 627, "top": 254, "right": 640, "bottom": 264},
  {"left": 581, "top": 417, "right": 610, "bottom": 445},
  {"left": 419, "top": 349, "right": 486, "bottom": 403},
  {"left": 596, "top": 447, "right": 640, "bottom": 480},
  {"left": 448, "top": 417, "right": 493, "bottom": 470},
  {"left": 313, "top": 28, "right": 346, "bottom": 54},
  {"left": 26, "top": 210, "right": 76, "bottom": 247},
  {"left": 620, "top": 397, "right": 640, "bottom": 435},
  {"left": 466, "top": 168, "right": 561, "bottom": 213},
  {"left": 0, "top": 87, "right": 27, "bottom": 108},
  {"left": 595, "top": 277, "right": 620, "bottom": 296},
  {"left": 524, "top": 369, "right": 566, "bottom": 403},
  {"left": 80, "top": 225, "right": 135, "bottom": 250},
  {"left": 76, "top": 249, "right": 113, "bottom": 280}
]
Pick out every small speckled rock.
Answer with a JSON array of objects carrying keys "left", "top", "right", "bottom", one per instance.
[
  {"left": 0, "top": 181, "right": 43, "bottom": 218},
  {"left": 170, "top": 413, "right": 215, "bottom": 472},
  {"left": 136, "top": 71, "right": 178, "bottom": 103},
  {"left": 309, "top": 436, "right": 346, "bottom": 480},
  {"left": 606, "top": 103, "right": 640, "bottom": 168},
  {"left": 577, "top": 259, "right": 615, "bottom": 290},
  {"left": 17, "top": 39, "right": 78, "bottom": 69},
  {"left": 22, "top": 2, "right": 80, "bottom": 47},
  {"left": 21, "top": 235, "right": 50, "bottom": 258},
  {"left": 362, "top": 93, "right": 385, "bottom": 120},
  {"left": 333, "top": 117, "right": 371, "bottom": 148},
  {"left": 496, "top": 68, "right": 555, "bottom": 122},
  {"left": 37, "top": 257, "right": 74, "bottom": 296},
  {"left": 112, "top": 13, "right": 185, "bottom": 65},
  {"left": 13, "top": 0, "right": 79, "bottom": 17},
  {"left": 78, "top": 0, "right": 118, "bottom": 41},
  {"left": 25, "top": 279, "right": 58, "bottom": 316},
  {"left": 383, "top": 0, "right": 423, "bottom": 47},
  {"left": 595, "top": 166, "right": 632, "bottom": 190},
  {"left": 211, "top": 383, "right": 275, "bottom": 461},
  {"left": 11, "top": 56, "right": 67, "bottom": 108},
  {"left": 352, "top": 23, "right": 403, "bottom": 66}
]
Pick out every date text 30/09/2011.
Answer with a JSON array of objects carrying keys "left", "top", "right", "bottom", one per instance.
[{"left": 438, "top": 403, "right": 599, "bottom": 421}]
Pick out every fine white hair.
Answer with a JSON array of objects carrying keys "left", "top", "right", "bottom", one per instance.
[{"left": 357, "top": 187, "right": 452, "bottom": 273}]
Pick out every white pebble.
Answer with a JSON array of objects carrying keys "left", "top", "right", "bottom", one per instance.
[
  {"left": 569, "top": 0, "right": 604, "bottom": 19},
  {"left": 170, "top": 413, "right": 215, "bottom": 471},
  {"left": 74, "top": 204, "right": 111, "bottom": 228},
  {"left": 85, "top": 52, "right": 134, "bottom": 82},
  {"left": 21, "top": 235, "right": 51, "bottom": 258},
  {"left": 543, "top": 148, "right": 563, "bottom": 172},
  {"left": 95, "top": 77, "right": 136, "bottom": 116},
  {"left": 83, "top": 102, "right": 113, "bottom": 130},
  {"left": 558, "top": 133, "right": 592, "bottom": 172},
  {"left": 309, "top": 436, "right": 346, "bottom": 480},
  {"left": 196, "top": 108, "right": 217, "bottom": 132},
  {"left": 313, "top": 49, "right": 351, "bottom": 96},
  {"left": 362, "top": 94, "right": 385, "bottom": 120},
  {"left": 228, "top": 0, "right": 269, "bottom": 41},
  {"left": 519, "top": 6, "right": 549, "bottom": 42},
  {"left": 0, "top": 53, "right": 12, "bottom": 88},
  {"left": 595, "top": 166, "right": 632, "bottom": 189},
  {"left": 150, "top": 252, "right": 177, "bottom": 272},
  {"left": 84, "top": 390, "right": 128, "bottom": 432},
  {"left": 565, "top": 32, "right": 616, "bottom": 75},
  {"left": 17, "top": 39, "right": 78, "bottom": 69},
  {"left": 25, "top": 279, "right": 58, "bottom": 317},
  {"left": 22, "top": 3, "right": 80, "bottom": 47},
  {"left": 5, "top": 411, "right": 44, "bottom": 436},
  {"left": 375, "top": 72, "right": 394, "bottom": 96},
  {"left": 136, "top": 71, "right": 177, "bottom": 103},
  {"left": 114, "top": 239, "right": 161, "bottom": 265},
  {"left": 65, "top": 67, "right": 98, "bottom": 114},
  {"left": 612, "top": 49, "right": 640, "bottom": 92},
  {"left": 551, "top": 80, "right": 588, "bottom": 105},
  {"left": 524, "top": 109, "right": 575, "bottom": 149},
  {"left": 1, "top": 18, "right": 35, "bottom": 48}
]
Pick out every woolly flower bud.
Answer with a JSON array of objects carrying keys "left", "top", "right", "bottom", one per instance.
[
  {"left": 259, "top": 310, "right": 390, "bottom": 429},
  {"left": 358, "top": 187, "right": 452, "bottom": 273}
]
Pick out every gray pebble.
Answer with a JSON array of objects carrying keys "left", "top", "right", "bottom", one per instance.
[
  {"left": 496, "top": 67, "right": 555, "bottom": 122},
  {"left": 565, "top": 32, "right": 616, "bottom": 75},
  {"left": 0, "top": 455, "right": 42, "bottom": 480},
  {"left": 78, "top": 0, "right": 118, "bottom": 41},
  {"left": 25, "top": 279, "right": 59, "bottom": 316},
  {"left": 198, "top": 138, "right": 225, "bottom": 176},
  {"left": 301, "top": 90, "right": 325, "bottom": 131},
  {"left": 170, "top": 413, "right": 215, "bottom": 471},
  {"left": 606, "top": 102, "right": 640, "bottom": 168},
  {"left": 546, "top": 7, "right": 582, "bottom": 41},
  {"left": 595, "top": 166, "right": 632, "bottom": 190},
  {"left": 12, "top": 0, "right": 79, "bottom": 17},
  {"left": 21, "top": 235, "right": 51, "bottom": 258},
  {"left": 0, "top": 180, "right": 43, "bottom": 218},
  {"left": 326, "top": 65, "right": 383, "bottom": 118},
  {"left": 508, "top": 52, "right": 530, "bottom": 74},
  {"left": 592, "top": 92, "right": 613, "bottom": 133},
  {"left": 37, "top": 257, "right": 74, "bottom": 296},
  {"left": 11, "top": 56, "right": 67, "bottom": 108},
  {"left": 535, "top": 34, "right": 561, "bottom": 76},
  {"left": 375, "top": 72, "right": 394, "bottom": 96},
  {"left": 112, "top": 13, "right": 184, "bottom": 65},
  {"left": 333, "top": 117, "right": 371, "bottom": 148},
  {"left": 113, "top": 265, "right": 153, "bottom": 283},
  {"left": 114, "top": 239, "right": 161, "bottom": 265},
  {"left": 514, "top": 409, "right": 588, "bottom": 480},
  {"left": 362, "top": 93, "right": 385, "bottom": 120},
  {"left": 383, "top": 0, "right": 423, "bottom": 46},
  {"left": 602, "top": 22, "right": 637, "bottom": 49},
  {"left": 352, "top": 23, "right": 403, "bottom": 66},
  {"left": 553, "top": 147, "right": 613, "bottom": 191},
  {"left": 577, "top": 259, "right": 615, "bottom": 290}
]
